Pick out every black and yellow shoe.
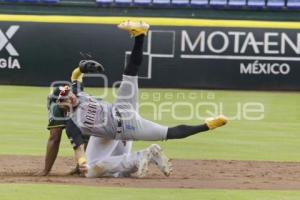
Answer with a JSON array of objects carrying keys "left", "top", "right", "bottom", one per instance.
[
  {"left": 205, "top": 115, "right": 228, "bottom": 130},
  {"left": 118, "top": 20, "right": 150, "bottom": 37}
]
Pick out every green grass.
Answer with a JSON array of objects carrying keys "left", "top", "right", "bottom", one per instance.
[
  {"left": 0, "top": 85, "right": 300, "bottom": 161},
  {"left": 1, "top": 86, "right": 300, "bottom": 199},
  {"left": 1, "top": 184, "right": 300, "bottom": 200}
]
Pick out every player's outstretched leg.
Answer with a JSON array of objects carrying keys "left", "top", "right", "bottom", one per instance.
[
  {"left": 118, "top": 21, "right": 149, "bottom": 76},
  {"left": 166, "top": 115, "right": 227, "bottom": 139},
  {"left": 114, "top": 21, "right": 149, "bottom": 112}
]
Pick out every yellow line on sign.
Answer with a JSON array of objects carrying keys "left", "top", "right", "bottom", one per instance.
[{"left": 0, "top": 14, "right": 300, "bottom": 29}]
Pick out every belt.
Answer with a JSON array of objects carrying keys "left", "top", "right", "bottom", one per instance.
[
  {"left": 114, "top": 108, "right": 127, "bottom": 146},
  {"left": 114, "top": 108, "right": 123, "bottom": 135}
]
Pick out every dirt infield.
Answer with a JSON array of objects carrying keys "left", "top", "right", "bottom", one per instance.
[{"left": 1, "top": 155, "right": 300, "bottom": 190}]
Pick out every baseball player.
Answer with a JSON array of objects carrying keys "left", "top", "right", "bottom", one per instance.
[
  {"left": 38, "top": 59, "right": 136, "bottom": 176},
  {"left": 57, "top": 21, "right": 227, "bottom": 177}
]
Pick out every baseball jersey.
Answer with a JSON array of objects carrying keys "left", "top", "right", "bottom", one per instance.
[
  {"left": 71, "top": 92, "right": 118, "bottom": 139},
  {"left": 47, "top": 102, "right": 68, "bottom": 130},
  {"left": 67, "top": 76, "right": 168, "bottom": 145}
]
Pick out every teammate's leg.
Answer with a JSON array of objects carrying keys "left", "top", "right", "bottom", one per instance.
[
  {"left": 110, "top": 141, "right": 133, "bottom": 177},
  {"left": 89, "top": 144, "right": 171, "bottom": 178},
  {"left": 111, "top": 141, "right": 133, "bottom": 156},
  {"left": 85, "top": 136, "right": 120, "bottom": 177},
  {"left": 90, "top": 150, "right": 146, "bottom": 177},
  {"left": 85, "top": 137, "right": 134, "bottom": 178}
]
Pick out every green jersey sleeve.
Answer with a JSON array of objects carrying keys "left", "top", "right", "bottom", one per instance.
[{"left": 47, "top": 103, "right": 68, "bottom": 130}]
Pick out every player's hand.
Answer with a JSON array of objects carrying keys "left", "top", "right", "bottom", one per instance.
[
  {"left": 67, "top": 164, "right": 81, "bottom": 176},
  {"left": 79, "top": 60, "right": 104, "bottom": 73},
  {"left": 78, "top": 157, "right": 89, "bottom": 176},
  {"left": 79, "top": 163, "right": 89, "bottom": 175}
]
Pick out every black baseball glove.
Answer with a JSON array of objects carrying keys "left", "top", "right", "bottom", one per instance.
[{"left": 79, "top": 60, "right": 105, "bottom": 73}]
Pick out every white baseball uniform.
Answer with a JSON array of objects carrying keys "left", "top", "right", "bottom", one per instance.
[{"left": 79, "top": 75, "right": 167, "bottom": 177}]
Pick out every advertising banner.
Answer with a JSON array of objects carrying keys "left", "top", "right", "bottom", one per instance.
[{"left": 0, "top": 15, "right": 299, "bottom": 90}]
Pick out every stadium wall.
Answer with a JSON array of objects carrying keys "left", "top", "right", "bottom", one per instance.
[{"left": 0, "top": 15, "right": 300, "bottom": 90}]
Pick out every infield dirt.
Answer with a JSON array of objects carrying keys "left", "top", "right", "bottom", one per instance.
[{"left": 1, "top": 155, "right": 300, "bottom": 190}]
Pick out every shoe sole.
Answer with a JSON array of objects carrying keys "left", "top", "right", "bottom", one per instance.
[
  {"left": 136, "top": 150, "right": 151, "bottom": 178},
  {"left": 150, "top": 144, "right": 172, "bottom": 176},
  {"left": 118, "top": 22, "right": 149, "bottom": 30},
  {"left": 118, "top": 21, "right": 150, "bottom": 36},
  {"left": 206, "top": 115, "right": 228, "bottom": 130}
]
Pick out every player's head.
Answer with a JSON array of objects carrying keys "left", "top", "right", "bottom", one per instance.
[
  {"left": 48, "top": 85, "right": 68, "bottom": 110},
  {"left": 55, "top": 86, "right": 79, "bottom": 110}
]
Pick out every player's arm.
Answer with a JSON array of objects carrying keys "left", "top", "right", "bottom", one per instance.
[
  {"left": 36, "top": 102, "right": 68, "bottom": 176},
  {"left": 74, "top": 144, "right": 88, "bottom": 174},
  {"left": 36, "top": 127, "right": 63, "bottom": 176},
  {"left": 65, "top": 120, "right": 88, "bottom": 174}
]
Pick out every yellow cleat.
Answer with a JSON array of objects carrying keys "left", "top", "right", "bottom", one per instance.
[
  {"left": 205, "top": 115, "right": 228, "bottom": 130},
  {"left": 118, "top": 20, "right": 150, "bottom": 37}
]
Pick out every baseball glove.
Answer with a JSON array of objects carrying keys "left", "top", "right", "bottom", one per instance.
[{"left": 79, "top": 60, "right": 105, "bottom": 73}]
